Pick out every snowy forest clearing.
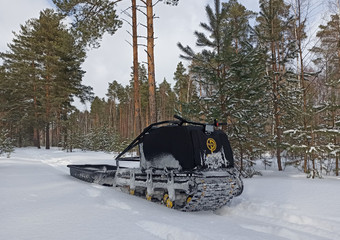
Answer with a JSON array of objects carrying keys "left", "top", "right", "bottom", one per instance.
[{"left": 1, "top": 148, "right": 340, "bottom": 240}]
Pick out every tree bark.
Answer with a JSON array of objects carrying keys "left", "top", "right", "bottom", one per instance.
[
  {"left": 271, "top": 13, "right": 282, "bottom": 171},
  {"left": 45, "top": 122, "right": 50, "bottom": 149},
  {"left": 146, "top": 0, "right": 157, "bottom": 123},
  {"left": 132, "top": 0, "right": 142, "bottom": 135},
  {"left": 45, "top": 75, "right": 51, "bottom": 150},
  {"left": 294, "top": 0, "right": 308, "bottom": 173},
  {"left": 336, "top": 154, "right": 339, "bottom": 176},
  {"left": 33, "top": 128, "right": 40, "bottom": 149},
  {"left": 32, "top": 61, "right": 40, "bottom": 149}
]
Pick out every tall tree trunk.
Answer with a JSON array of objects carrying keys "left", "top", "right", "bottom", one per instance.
[
  {"left": 45, "top": 122, "right": 50, "bottom": 149},
  {"left": 336, "top": 8, "right": 340, "bottom": 176},
  {"left": 132, "top": 0, "right": 142, "bottom": 136},
  {"left": 146, "top": 106, "right": 149, "bottom": 127},
  {"left": 32, "top": 61, "right": 40, "bottom": 149},
  {"left": 335, "top": 101, "right": 339, "bottom": 176},
  {"left": 33, "top": 128, "right": 40, "bottom": 149},
  {"left": 119, "top": 106, "right": 122, "bottom": 136},
  {"left": 294, "top": 0, "right": 309, "bottom": 173},
  {"left": 271, "top": 38, "right": 282, "bottom": 171},
  {"left": 146, "top": 0, "right": 157, "bottom": 123},
  {"left": 336, "top": 154, "right": 339, "bottom": 176},
  {"left": 268, "top": 0, "right": 283, "bottom": 171},
  {"left": 45, "top": 75, "right": 51, "bottom": 150}
]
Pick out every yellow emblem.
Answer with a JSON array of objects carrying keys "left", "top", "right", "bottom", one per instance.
[{"left": 206, "top": 138, "right": 217, "bottom": 153}]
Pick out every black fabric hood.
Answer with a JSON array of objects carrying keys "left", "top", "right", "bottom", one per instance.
[{"left": 139, "top": 125, "right": 234, "bottom": 170}]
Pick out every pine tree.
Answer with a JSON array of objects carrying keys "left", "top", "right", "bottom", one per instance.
[
  {"left": 157, "top": 78, "right": 176, "bottom": 121},
  {"left": 310, "top": 14, "right": 340, "bottom": 176},
  {"left": 178, "top": 0, "right": 269, "bottom": 174},
  {"left": 0, "top": 66, "right": 5, "bottom": 129},
  {"left": 174, "top": 62, "right": 190, "bottom": 113},
  {"left": 222, "top": 0, "right": 256, "bottom": 53},
  {"left": 279, "top": 0, "right": 319, "bottom": 173},
  {"left": 255, "top": 0, "right": 298, "bottom": 171},
  {"left": 1, "top": 9, "right": 92, "bottom": 149},
  {"left": 226, "top": 44, "right": 269, "bottom": 173},
  {"left": 107, "top": 80, "right": 121, "bottom": 132},
  {"left": 131, "top": 0, "right": 141, "bottom": 137},
  {"left": 52, "top": 0, "right": 122, "bottom": 48},
  {"left": 178, "top": 0, "right": 230, "bottom": 121},
  {"left": 138, "top": 64, "right": 150, "bottom": 128},
  {"left": 0, "top": 19, "right": 41, "bottom": 147}
]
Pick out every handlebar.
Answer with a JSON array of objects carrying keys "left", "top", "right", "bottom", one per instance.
[
  {"left": 173, "top": 114, "right": 185, "bottom": 122},
  {"left": 174, "top": 115, "right": 227, "bottom": 127}
]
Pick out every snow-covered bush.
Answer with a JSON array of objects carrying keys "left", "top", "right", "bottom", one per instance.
[
  {"left": 61, "top": 125, "right": 132, "bottom": 153},
  {"left": 0, "top": 129, "right": 14, "bottom": 158}
]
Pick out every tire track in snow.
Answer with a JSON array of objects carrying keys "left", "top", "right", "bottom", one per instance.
[
  {"left": 85, "top": 184, "right": 134, "bottom": 211},
  {"left": 136, "top": 221, "right": 210, "bottom": 240},
  {"left": 217, "top": 200, "right": 340, "bottom": 240}
]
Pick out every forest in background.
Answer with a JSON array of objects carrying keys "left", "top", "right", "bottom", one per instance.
[{"left": 0, "top": 0, "right": 339, "bottom": 177}]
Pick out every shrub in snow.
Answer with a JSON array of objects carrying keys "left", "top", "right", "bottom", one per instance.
[{"left": 0, "top": 129, "right": 14, "bottom": 158}]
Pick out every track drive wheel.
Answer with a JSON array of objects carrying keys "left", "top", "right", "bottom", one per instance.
[
  {"left": 163, "top": 193, "right": 173, "bottom": 209},
  {"left": 146, "top": 193, "right": 152, "bottom": 201}
]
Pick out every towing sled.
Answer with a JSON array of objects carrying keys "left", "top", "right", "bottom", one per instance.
[{"left": 67, "top": 115, "right": 243, "bottom": 211}]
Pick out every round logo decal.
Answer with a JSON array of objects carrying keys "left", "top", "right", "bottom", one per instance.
[{"left": 206, "top": 138, "right": 216, "bottom": 153}]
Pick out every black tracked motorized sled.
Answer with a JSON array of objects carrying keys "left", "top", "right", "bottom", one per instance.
[{"left": 67, "top": 115, "right": 243, "bottom": 211}]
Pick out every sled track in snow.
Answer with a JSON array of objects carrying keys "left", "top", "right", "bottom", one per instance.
[{"left": 224, "top": 201, "right": 340, "bottom": 240}]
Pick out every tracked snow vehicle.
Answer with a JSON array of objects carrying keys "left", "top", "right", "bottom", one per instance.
[{"left": 68, "top": 115, "right": 243, "bottom": 211}]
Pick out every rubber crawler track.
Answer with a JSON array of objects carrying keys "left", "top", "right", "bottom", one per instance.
[
  {"left": 178, "top": 174, "right": 240, "bottom": 211},
  {"left": 116, "top": 169, "right": 243, "bottom": 212}
]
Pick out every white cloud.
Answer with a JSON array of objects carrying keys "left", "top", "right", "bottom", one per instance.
[
  {"left": 0, "top": 0, "right": 51, "bottom": 51},
  {"left": 0, "top": 0, "right": 260, "bottom": 107}
]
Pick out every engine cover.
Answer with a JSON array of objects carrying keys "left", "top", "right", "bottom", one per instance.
[{"left": 139, "top": 125, "right": 234, "bottom": 170}]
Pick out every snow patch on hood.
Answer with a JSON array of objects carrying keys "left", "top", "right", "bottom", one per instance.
[
  {"left": 139, "top": 143, "right": 181, "bottom": 170},
  {"left": 148, "top": 154, "right": 181, "bottom": 170},
  {"left": 204, "top": 150, "right": 225, "bottom": 169}
]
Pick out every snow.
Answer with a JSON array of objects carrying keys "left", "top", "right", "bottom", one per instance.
[
  {"left": 204, "top": 150, "right": 225, "bottom": 169},
  {"left": 1, "top": 148, "right": 340, "bottom": 240}
]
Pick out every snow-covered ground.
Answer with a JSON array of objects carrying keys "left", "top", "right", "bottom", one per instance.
[{"left": 1, "top": 148, "right": 340, "bottom": 240}]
